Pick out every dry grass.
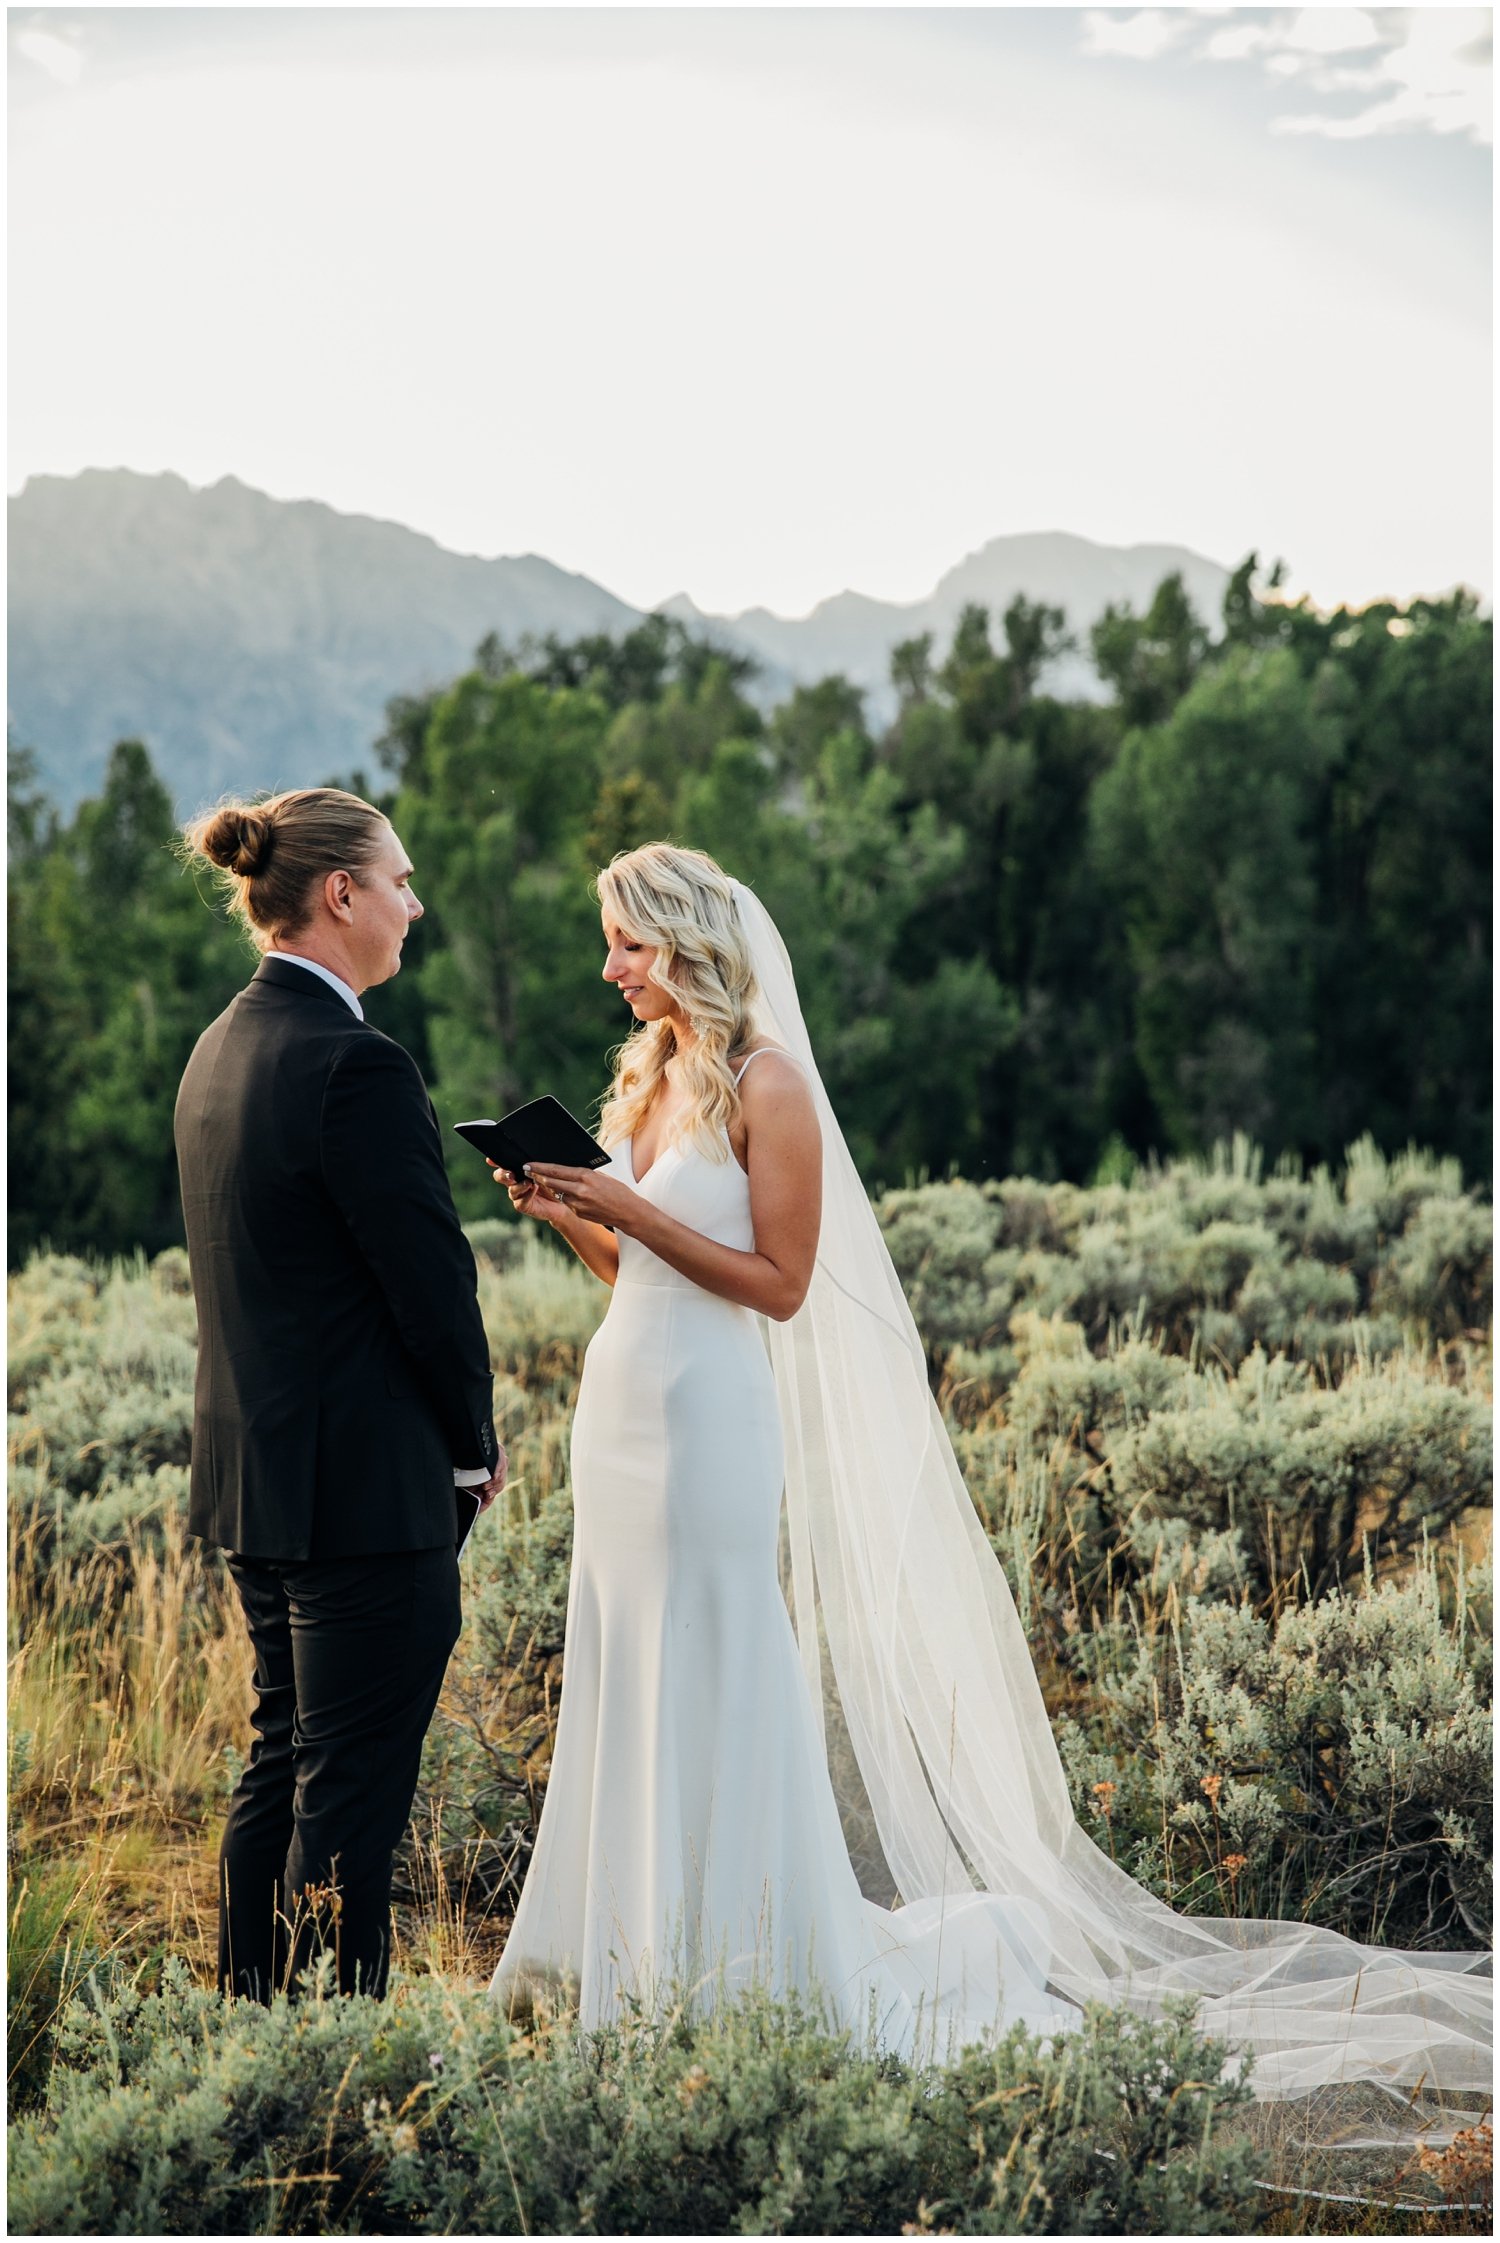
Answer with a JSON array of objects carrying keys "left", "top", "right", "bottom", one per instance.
[
  {"left": 389, "top": 1809, "right": 514, "bottom": 1988},
  {"left": 8, "top": 1507, "right": 246, "bottom": 2004},
  {"left": 5, "top": 1498, "right": 553, "bottom": 2026}
]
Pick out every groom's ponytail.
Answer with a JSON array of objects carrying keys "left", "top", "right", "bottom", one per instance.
[{"left": 182, "top": 787, "right": 390, "bottom": 949}]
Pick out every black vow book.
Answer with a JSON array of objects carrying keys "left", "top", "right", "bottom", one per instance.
[
  {"left": 452, "top": 1096, "right": 611, "bottom": 1176},
  {"left": 455, "top": 1485, "right": 484, "bottom": 1557}
]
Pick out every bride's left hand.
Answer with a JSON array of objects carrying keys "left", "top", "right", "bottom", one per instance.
[{"left": 524, "top": 1162, "right": 635, "bottom": 1230}]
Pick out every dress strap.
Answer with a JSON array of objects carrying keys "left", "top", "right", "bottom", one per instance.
[{"left": 732, "top": 1045, "right": 791, "bottom": 1086}]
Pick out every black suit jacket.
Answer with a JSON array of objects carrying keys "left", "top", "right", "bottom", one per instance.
[{"left": 174, "top": 956, "right": 497, "bottom": 1559}]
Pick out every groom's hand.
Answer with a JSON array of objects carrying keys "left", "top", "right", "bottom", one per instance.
[{"left": 477, "top": 1448, "right": 508, "bottom": 1512}]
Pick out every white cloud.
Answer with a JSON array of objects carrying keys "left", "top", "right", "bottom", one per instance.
[
  {"left": 1299, "top": 63, "right": 1387, "bottom": 95},
  {"left": 1199, "top": 6, "right": 1382, "bottom": 68},
  {"left": 1078, "top": 10, "right": 1191, "bottom": 62},
  {"left": 1278, "top": 9, "right": 1382, "bottom": 59},
  {"left": 13, "top": 26, "right": 83, "bottom": 86},
  {"left": 1272, "top": 8, "right": 1492, "bottom": 143},
  {"left": 1106, "top": 3, "right": 1490, "bottom": 143},
  {"left": 1201, "top": 22, "right": 1275, "bottom": 63}
]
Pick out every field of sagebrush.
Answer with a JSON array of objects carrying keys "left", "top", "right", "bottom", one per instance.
[{"left": 7, "top": 1132, "right": 1493, "bottom": 2235}]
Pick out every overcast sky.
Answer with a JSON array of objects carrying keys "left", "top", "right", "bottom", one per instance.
[{"left": 8, "top": 5, "right": 1492, "bottom": 617}]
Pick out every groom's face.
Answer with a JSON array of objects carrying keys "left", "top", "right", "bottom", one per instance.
[{"left": 348, "top": 826, "right": 424, "bottom": 989}]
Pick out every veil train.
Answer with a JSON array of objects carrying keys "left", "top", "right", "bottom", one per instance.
[{"left": 729, "top": 873, "right": 1491, "bottom": 2167}]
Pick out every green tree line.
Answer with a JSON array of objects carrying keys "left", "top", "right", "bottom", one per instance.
[{"left": 8, "top": 562, "right": 1490, "bottom": 1260}]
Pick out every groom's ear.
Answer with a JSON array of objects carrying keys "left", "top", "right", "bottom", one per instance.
[{"left": 321, "top": 867, "right": 357, "bottom": 924}]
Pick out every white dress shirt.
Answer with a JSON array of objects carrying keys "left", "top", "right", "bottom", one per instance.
[
  {"left": 273, "top": 950, "right": 363, "bottom": 1017},
  {"left": 273, "top": 950, "right": 491, "bottom": 1491}
]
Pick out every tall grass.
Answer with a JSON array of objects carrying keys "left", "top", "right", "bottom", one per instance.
[{"left": 7, "top": 1508, "right": 249, "bottom": 2103}]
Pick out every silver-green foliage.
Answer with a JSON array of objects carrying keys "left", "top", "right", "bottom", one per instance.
[
  {"left": 878, "top": 1132, "right": 1488, "bottom": 1397},
  {"left": 1105, "top": 1346, "right": 1490, "bottom": 1598},
  {"left": 8, "top": 1253, "right": 197, "bottom": 1550},
  {"left": 1057, "top": 1546, "right": 1493, "bottom": 1947},
  {"left": 8, "top": 1961, "right": 1262, "bottom": 2237},
  {"left": 957, "top": 1313, "right": 1489, "bottom": 1605}
]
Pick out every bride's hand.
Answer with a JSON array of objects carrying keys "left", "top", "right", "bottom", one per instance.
[
  {"left": 489, "top": 1161, "right": 565, "bottom": 1224},
  {"left": 522, "top": 1162, "right": 634, "bottom": 1230}
]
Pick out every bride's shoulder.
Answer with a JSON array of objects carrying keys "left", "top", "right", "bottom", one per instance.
[
  {"left": 732, "top": 1038, "right": 800, "bottom": 1078},
  {"left": 732, "top": 1042, "right": 816, "bottom": 1118}
]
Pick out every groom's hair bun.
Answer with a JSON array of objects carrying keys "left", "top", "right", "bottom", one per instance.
[
  {"left": 198, "top": 804, "right": 274, "bottom": 878},
  {"left": 181, "top": 788, "right": 390, "bottom": 952}
]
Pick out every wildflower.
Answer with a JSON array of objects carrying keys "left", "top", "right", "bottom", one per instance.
[
  {"left": 1222, "top": 1853, "right": 1248, "bottom": 1883},
  {"left": 1199, "top": 1774, "right": 1223, "bottom": 1805},
  {"left": 1090, "top": 1781, "right": 1116, "bottom": 1817},
  {"left": 1410, "top": 2121, "right": 1493, "bottom": 2216},
  {"left": 428, "top": 2050, "right": 445, "bottom": 2075}
]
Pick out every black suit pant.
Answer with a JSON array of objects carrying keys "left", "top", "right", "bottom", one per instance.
[{"left": 219, "top": 1542, "right": 462, "bottom": 2001}]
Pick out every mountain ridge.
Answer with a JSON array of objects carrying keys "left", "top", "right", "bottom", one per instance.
[{"left": 9, "top": 469, "right": 1231, "bottom": 811}]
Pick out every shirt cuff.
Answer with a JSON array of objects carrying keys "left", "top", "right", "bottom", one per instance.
[{"left": 453, "top": 1465, "right": 491, "bottom": 1486}]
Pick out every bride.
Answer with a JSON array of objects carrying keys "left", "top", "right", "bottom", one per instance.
[{"left": 487, "top": 843, "right": 1489, "bottom": 2144}]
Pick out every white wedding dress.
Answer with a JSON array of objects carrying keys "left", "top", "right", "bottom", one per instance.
[
  {"left": 491, "top": 879, "right": 1489, "bottom": 2162},
  {"left": 491, "top": 1052, "right": 1077, "bottom": 2056}
]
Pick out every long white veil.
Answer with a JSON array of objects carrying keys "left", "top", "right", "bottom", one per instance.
[{"left": 729, "top": 875, "right": 1490, "bottom": 2161}]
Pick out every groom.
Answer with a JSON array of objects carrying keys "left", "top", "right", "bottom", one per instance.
[{"left": 175, "top": 811, "right": 502, "bottom": 2002}]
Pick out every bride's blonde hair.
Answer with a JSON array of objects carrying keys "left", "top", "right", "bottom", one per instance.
[{"left": 596, "top": 843, "right": 760, "bottom": 1166}]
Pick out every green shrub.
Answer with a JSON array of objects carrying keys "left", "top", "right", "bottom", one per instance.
[
  {"left": 8, "top": 1962, "right": 1263, "bottom": 2236},
  {"left": 877, "top": 1178, "right": 1016, "bottom": 1369},
  {"left": 467, "top": 1466, "right": 576, "bottom": 1667},
  {"left": 8, "top": 1255, "right": 197, "bottom": 1504},
  {"left": 6, "top": 1254, "right": 108, "bottom": 1403},
  {"left": 1104, "top": 1347, "right": 1492, "bottom": 1598},
  {"left": 1057, "top": 1549, "right": 1492, "bottom": 1947},
  {"left": 953, "top": 1319, "right": 1488, "bottom": 1635},
  {"left": 471, "top": 1229, "right": 605, "bottom": 1400},
  {"left": 1004, "top": 1318, "right": 1194, "bottom": 1450},
  {"left": 875, "top": 1134, "right": 1490, "bottom": 1408},
  {"left": 459, "top": 1217, "right": 529, "bottom": 1271},
  {"left": 1375, "top": 1192, "right": 1494, "bottom": 1339},
  {"left": 936, "top": 1996, "right": 1263, "bottom": 2235}
]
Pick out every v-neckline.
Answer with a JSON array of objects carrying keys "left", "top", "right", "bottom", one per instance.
[
  {"left": 631, "top": 1087, "right": 692, "bottom": 1185},
  {"left": 630, "top": 1134, "right": 674, "bottom": 1188}
]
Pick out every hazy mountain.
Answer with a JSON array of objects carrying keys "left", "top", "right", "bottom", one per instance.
[
  {"left": 8, "top": 469, "right": 643, "bottom": 810},
  {"left": 664, "top": 532, "right": 1231, "bottom": 717},
  {"left": 8, "top": 470, "right": 1230, "bottom": 812}
]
